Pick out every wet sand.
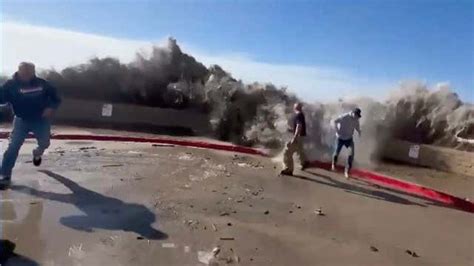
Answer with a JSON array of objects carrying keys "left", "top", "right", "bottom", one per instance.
[{"left": 0, "top": 139, "right": 473, "bottom": 265}]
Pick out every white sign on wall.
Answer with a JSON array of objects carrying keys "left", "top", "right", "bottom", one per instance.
[
  {"left": 102, "top": 104, "right": 113, "bottom": 117},
  {"left": 408, "top": 145, "right": 420, "bottom": 159}
]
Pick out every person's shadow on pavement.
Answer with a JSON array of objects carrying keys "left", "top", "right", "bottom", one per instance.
[
  {"left": 0, "top": 239, "right": 39, "bottom": 266},
  {"left": 12, "top": 170, "right": 167, "bottom": 240}
]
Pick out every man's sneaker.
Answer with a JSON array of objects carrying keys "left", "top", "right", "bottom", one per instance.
[
  {"left": 331, "top": 163, "right": 336, "bottom": 171},
  {"left": 279, "top": 169, "right": 293, "bottom": 176},
  {"left": 344, "top": 168, "right": 350, "bottom": 179},
  {"left": 33, "top": 155, "right": 42, "bottom": 167}
]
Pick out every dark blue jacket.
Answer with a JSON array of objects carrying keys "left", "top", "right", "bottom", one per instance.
[{"left": 0, "top": 73, "right": 61, "bottom": 121}]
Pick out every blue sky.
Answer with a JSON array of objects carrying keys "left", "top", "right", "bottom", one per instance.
[{"left": 1, "top": 0, "right": 473, "bottom": 102}]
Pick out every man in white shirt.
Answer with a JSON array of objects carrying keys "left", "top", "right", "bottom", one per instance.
[{"left": 332, "top": 108, "right": 362, "bottom": 178}]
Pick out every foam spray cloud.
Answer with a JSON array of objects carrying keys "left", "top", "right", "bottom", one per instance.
[{"left": 2, "top": 39, "right": 472, "bottom": 166}]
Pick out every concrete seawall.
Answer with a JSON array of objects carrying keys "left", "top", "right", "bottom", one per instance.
[
  {"left": 54, "top": 98, "right": 211, "bottom": 136},
  {"left": 1, "top": 98, "right": 211, "bottom": 136},
  {"left": 382, "top": 139, "right": 474, "bottom": 177}
]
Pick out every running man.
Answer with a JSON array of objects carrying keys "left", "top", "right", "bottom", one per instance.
[
  {"left": 332, "top": 108, "right": 361, "bottom": 178},
  {"left": 0, "top": 62, "right": 61, "bottom": 186},
  {"left": 280, "top": 103, "right": 309, "bottom": 176}
]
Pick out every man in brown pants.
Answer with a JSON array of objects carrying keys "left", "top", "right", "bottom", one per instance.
[{"left": 280, "top": 103, "right": 309, "bottom": 176}]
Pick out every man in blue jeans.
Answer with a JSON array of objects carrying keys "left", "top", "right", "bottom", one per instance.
[
  {"left": 0, "top": 62, "right": 61, "bottom": 186},
  {"left": 332, "top": 108, "right": 362, "bottom": 178}
]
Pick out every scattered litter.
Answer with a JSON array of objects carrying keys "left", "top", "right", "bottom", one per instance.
[
  {"left": 264, "top": 210, "right": 269, "bottom": 215},
  {"left": 178, "top": 153, "right": 194, "bottom": 161},
  {"left": 370, "top": 246, "right": 378, "bottom": 252},
  {"left": 162, "top": 243, "right": 176, "bottom": 248},
  {"left": 212, "top": 223, "right": 217, "bottom": 231},
  {"left": 184, "top": 219, "right": 200, "bottom": 228},
  {"left": 315, "top": 207, "right": 325, "bottom": 216},
  {"left": 102, "top": 164, "right": 123, "bottom": 168},
  {"left": 406, "top": 250, "right": 419, "bottom": 257},
  {"left": 79, "top": 147, "right": 97, "bottom": 151},
  {"left": 127, "top": 151, "right": 142, "bottom": 154},
  {"left": 68, "top": 243, "right": 85, "bottom": 259},
  {"left": 220, "top": 237, "right": 235, "bottom": 241},
  {"left": 227, "top": 223, "right": 232, "bottom": 226},
  {"left": 220, "top": 212, "right": 230, "bottom": 216},
  {"left": 289, "top": 210, "right": 293, "bottom": 214},
  {"left": 212, "top": 247, "right": 221, "bottom": 256},
  {"left": 152, "top": 143, "right": 175, "bottom": 147},
  {"left": 184, "top": 246, "right": 191, "bottom": 253},
  {"left": 198, "top": 248, "right": 219, "bottom": 265}
]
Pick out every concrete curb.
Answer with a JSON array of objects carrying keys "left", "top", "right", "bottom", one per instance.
[
  {"left": 308, "top": 161, "right": 473, "bottom": 213},
  {"left": 0, "top": 132, "right": 268, "bottom": 156},
  {"left": 0, "top": 132, "right": 472, "bottom": 213}
]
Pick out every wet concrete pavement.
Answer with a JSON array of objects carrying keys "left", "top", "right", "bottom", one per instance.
[{"left": 0, "top": 140, "right": 473, "bottom": 265}]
